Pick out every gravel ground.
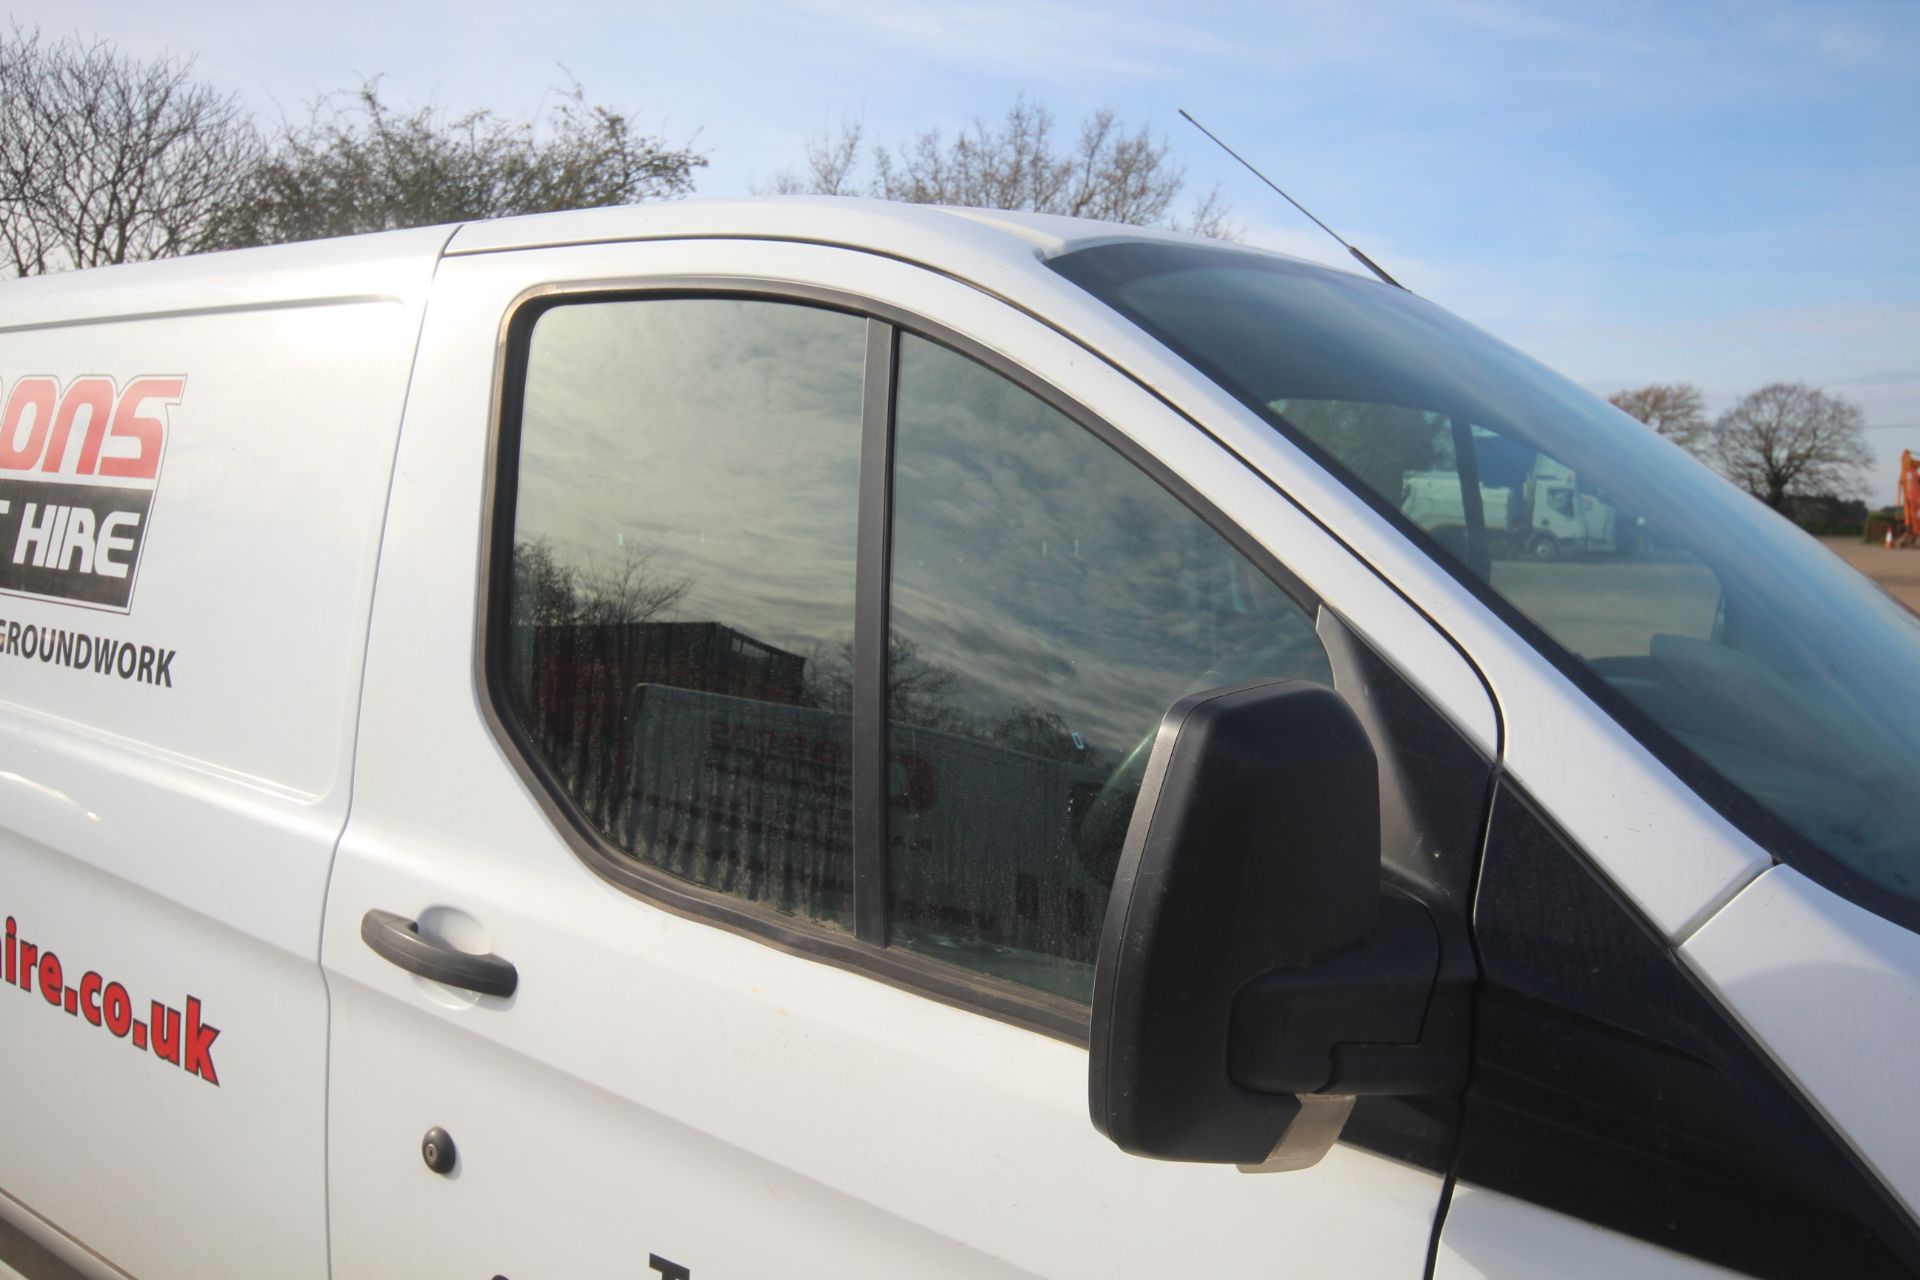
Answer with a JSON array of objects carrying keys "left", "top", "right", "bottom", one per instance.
[{"left": 1820, "top": 537, "right": 1920, "bottom": 615}]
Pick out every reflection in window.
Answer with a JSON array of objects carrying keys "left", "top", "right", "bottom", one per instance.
[
  {"left": 885, "top": 335, "right": 1331, "bottom": 1000},
  {"left": 1055, "top": 241, "right": 1920, "bottom": 907},
  {"left": 504, "top": 299, "right": 867, "bottom": 928},
  {"left": 1284, "top": 401, "right": 1721, "bottom": 660}
]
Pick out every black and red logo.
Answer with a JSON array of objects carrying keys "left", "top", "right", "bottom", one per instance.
[{"left": 0, "top": 374, "right": 180, "bottom": 611}]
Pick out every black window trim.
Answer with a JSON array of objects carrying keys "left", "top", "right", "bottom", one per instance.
[
  {"left": 1463, "top": 775, "right": 1920, "bottom": 1275},
  {"left": 473, "top": 275, "right": 1327, "bottom": 1044},
  {"left": 852, "top": 317, "right": 896, "bottom": 946}
]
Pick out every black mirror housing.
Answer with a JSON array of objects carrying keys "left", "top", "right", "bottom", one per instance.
[{"left": 1088, "top": 679, "right": 1382, "bottom": 1166}]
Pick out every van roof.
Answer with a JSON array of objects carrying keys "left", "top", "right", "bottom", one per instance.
[
  {"left": 441, "top": 195, "right": 1366, "bottom": 287},
  {"left": 0, "top": 223, "right": 458, "bottom": 331},
  {"left": 440, "top": 195, "right": 1209, "bottom": 260},
  {"left": 0, "top": 197, "right": 1351, "bottom": 331}
]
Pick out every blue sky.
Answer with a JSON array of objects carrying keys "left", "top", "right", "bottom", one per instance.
[{"left": 42, "top": 0, "right": 1920, "bottom": 499}]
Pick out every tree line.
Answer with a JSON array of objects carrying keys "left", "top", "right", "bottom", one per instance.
[
  {"left": 0, "top": 26, "right": 705, "bottom": 272},
  {"left": 1, "top": 26, "right": 1876, "bottom": 514},
  {"left": 0, "top": 26, "right": 1224, "bottom": 276},
  {"left": 1608, "top": 382, "right": 1875, "bottom": 519}
]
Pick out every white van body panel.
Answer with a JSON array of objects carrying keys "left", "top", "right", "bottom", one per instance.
[
  {"left": 1685, "top": 865, "right": 1920, "bottom": 1220},
  {"left": 0, "top": 229, "right": 445, "bottom": 1278},
  {"left": 0, "top": 227, "right": 449, "bottom": 329},
  {"left": 318, "top": 235, "right": 1469, "bottom": 1277}
]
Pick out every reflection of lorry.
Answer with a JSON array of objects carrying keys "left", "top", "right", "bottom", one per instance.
[{"left": 1401, "top": 455, "right": 1619, "bottom": 560}]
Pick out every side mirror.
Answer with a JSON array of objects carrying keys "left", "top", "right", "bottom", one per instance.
[{"left": 1089, "top": 679, "right": 1456, "bottom": 1171}]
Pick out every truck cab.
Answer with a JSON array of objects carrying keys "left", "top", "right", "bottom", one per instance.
[{"left": 1, "top": 199, "right": 1918, "bottom": 1279}]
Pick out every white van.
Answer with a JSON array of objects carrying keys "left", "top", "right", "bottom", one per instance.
[{"left": 2, "top": 198, "right": 1917, "bottom": 1280}]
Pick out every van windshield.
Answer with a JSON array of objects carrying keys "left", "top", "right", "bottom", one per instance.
[{"left": 1053, "top": 240, "right": 1920, "bottom": 922}]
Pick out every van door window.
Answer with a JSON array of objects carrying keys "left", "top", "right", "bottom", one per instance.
[
  {"left": 502, "top": 298, "right": 867, "bottom": 929},
  {"left": 883, "top": 334, "right": 1331, "bottom": 1000}
]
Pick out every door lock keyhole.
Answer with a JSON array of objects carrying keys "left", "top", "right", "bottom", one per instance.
[{"left": 422, "top": 1125, "right": 456, "bottom": 1175}]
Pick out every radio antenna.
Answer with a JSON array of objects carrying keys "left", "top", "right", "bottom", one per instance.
[{"left": 1178, "top": 108, "right": 1405, "bottom": 291}]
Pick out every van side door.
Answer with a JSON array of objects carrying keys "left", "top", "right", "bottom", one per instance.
[
  {"left": 0, "top": 241, "right": 439, "bottom": 1278},
  {"left": 320, "top": 237, "right": 1497, "bottom": 1278}
]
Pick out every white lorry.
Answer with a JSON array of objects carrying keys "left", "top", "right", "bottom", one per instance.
[
  {"left": 1401, "top": 456, "right": 1620, "bottom": 561},
  {"left": 3, "top": 199, "right": 1919, "bottom": 1279}
]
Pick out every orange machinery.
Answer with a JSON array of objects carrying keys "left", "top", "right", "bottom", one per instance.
[{"left": 1901, "top": 450, "right": 1920, "bottom": 548}]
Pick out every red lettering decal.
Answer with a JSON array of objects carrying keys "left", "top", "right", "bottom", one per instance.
[
  {"left": 79, "top": 971, "right": 103, "bottom": 1025},
  {"left": 0, "top": 378, "right": 57, "bottom": 471},
  {"left": 97, "top": 377, "right": 181, "bottom": 480},
  {"left": 0, "top": 915, "right": 223, "bottom": 1084},
  {"left": 183, "top": 996, "right": 220, "bottom": 1085},
  {"left": 102, "top": 982, "right": 132, "bottom": 1037},
  {"left": 43, "top": 378, "right": 114, "bottom": 475},
  {"left": 149, "top": 1001, "right": 181, "bottom": 1065}
]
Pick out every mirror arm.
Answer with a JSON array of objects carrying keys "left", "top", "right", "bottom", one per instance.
[
  {"left": 1237, "top": 1094, "right": 1357, "bottom": 1174},
  {"left": 1229, "top": 888, "right": 1468, "bottom": 1099}
]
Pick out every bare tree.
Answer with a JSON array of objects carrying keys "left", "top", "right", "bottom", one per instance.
[
  {"left": 506, "top": 537, "right": 693, "bottom": 828},
  {"left": 763, "top": 99, "right": 1236, "bottom": 238},
  {"left": 1711, "top": 382, "right": 1874, "bottom": 511},
  {"left": 1609, "top": 383, "right": 1709, "bottom": 453},
  {"left": 220, "top": 77, "right": 705, "bottom": 247},
  {"left": 800, "top": 634, "right": 970, "bottom": 731},
  {"left": 510, "top": 538, "right": 689, "bottom": 630},
  {"left": 576, "top": 545, "right": 691, "bottom": 628},
  {"left": 767, "top": 119, "right": 866, "bottom": 198},
  {"left": 0, "top": 26, "right": 261, "bottom": 275}
]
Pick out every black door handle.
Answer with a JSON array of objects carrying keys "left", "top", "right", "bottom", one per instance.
[{"left": 360, "top": 909, "right": 518, "bottom": 998}]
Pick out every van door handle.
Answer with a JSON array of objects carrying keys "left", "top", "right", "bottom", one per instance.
[{"left": 360, "top": 909, "right": 518, "bottom": 998}]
